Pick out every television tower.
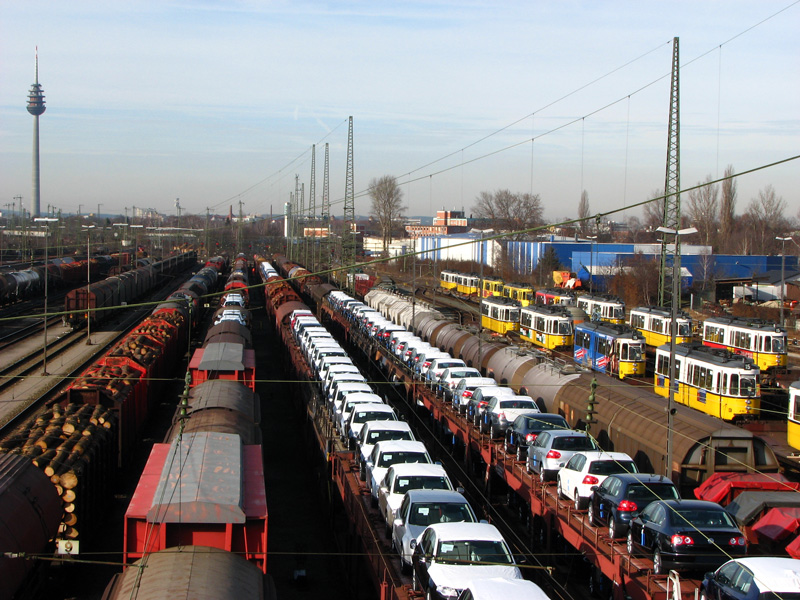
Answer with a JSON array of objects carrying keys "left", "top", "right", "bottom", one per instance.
[{"left": 26, "top": 47, "right": 46, "bottom": 218}]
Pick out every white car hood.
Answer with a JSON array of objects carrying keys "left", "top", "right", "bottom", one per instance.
[{"left": 428, "top": 563, "right": 522, "bottom": 590}]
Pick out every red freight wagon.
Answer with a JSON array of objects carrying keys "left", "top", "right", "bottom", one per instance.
[
  {"left": 61, "top": 356, "right": 150, "bottom": 463},
  {"left": 123, "top": 432, "right": 268, "bottom": 572},
  {"left": 188, "top": 342, "right": 256, "bottom": 391}
]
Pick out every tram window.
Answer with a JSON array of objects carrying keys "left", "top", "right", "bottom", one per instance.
[
  {"left": 773, "top": 336, "right": 785, "bottom": 352},
  {"left": 656, "top": 354, "right": 668, "bottom": 375},
  {"left": 734, "top": 331, "right": 752, "bottom": 350},
  {"left": 652, "top": 318, "right": 663, "bottom": 334},
  {"left": 520, "top": 312, "right": 532, "bottom": 328},
  {"left": 558, "top": 321, "right": 571, "bottom": 335},
  {"left": 613, "top": 306, "right": 624, "bottom": 319},
  {"left": 630, "top": 314, "right": 645, "bottom": 329},
  {"left": 491, "top": 306, "right": 499, "bottom": 319},
  {"left": 509, "top": 309, "right": 519, "bottom": 321},
  {"left": 704, "top": 368, "right": 714, "bottom": 390},
  {"left": 535, "top": 316, "right": 545, "bottom": 331},
  {"left": 597, "top": 338, "right": 609, "bottom": 355},
  {"left": 730, "top": 374, "right": 739, "bottom": 396},
  {"left": 705, "top": 325, "right": 724, "bottom": 344},
  {"left": 481, "top": 303, "right": 489, "bottom": 316},
  {"left": 721, "top": 373, "right": 727, "bottom": 394},
  {"left": 794, "top": 397, "right": 800, "bottom": 421},
  {"left": 628, "top": 343, "right": 642, "bottom": 362},
  {"left": 678, "top": 322, "right": 691, "bottom": 336},
  {"left": 740, "top": 377, "right": 756, "bottom": 397}
]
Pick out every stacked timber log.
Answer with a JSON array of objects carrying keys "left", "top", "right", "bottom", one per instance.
[
  {"left": 0, "top": 403, "right": 116, "bottom": 539},
  {"left": 112, "top": 334, "right": 162, "bottom": 367},
  {"left": 70, "top": 363, "right": 138, "bottom": 396}
]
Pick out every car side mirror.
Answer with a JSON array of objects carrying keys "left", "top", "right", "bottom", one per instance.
[
  {"left": 394, "top": 518, "right": 404, "bottom": 528},
  {"left": 515, "top": 554, "right": 528, "bottom": 565},
  {"left": 479, "top": 519, "right": 489, "bottom": 524},
  {"left": 409, "top": 539, "right": 417, "bottom": 550},
  {"left": 456, "top": 486, "right": 465, "bottom": 494},
  {"left": 704, "top": 572, "right": 714, "bottom": 582},
  {"left": 380, "top": 486, "right": 388, "bottom": 495},
  {"left": 590, "top": 486, "right": 598, "bottom": 492}
]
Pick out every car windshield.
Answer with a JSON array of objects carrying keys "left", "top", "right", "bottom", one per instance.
[
  {"left": 626, "top": 483, "right": 679, "bottom": 503},
  {"left": 367, "top": 430, "right": 414, "bottom": 444},
  {"left": 552, "top": 436, "right": 597, "bottom": 451},
  {"left": 435, "top": 540, "right": 513, "bottom": 565},
  {"left": 588, "top": 460, "right": 637, "bottom": 475},
  {"left": 392, "top": 476, "right": 451, "bottom": 494},
  {"left": 672, "top": 508, "right": 737, "bottom": 528},
  {"left": 378, "top": 452, "right": 430, "bottom": 468},
  {"left": 354, "top": 411, "right": 395, "bottom": 424},
  {"left": 408, "top": 503, "right": 473, "bottom": 526}
]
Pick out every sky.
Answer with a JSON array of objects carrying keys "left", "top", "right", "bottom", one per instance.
[{"left": 1, "top": 1, "right": 798, "bottom": 225}]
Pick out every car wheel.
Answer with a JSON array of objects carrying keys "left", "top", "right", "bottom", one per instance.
[
  {"left": 574, "top": 491, "right": 585, "bottom": 511},
  {"left": 516, "top": 446, "right": 524, "bottom": 461},
  {"left": 490, "top": 423, "right": 499, "bottom": 439},
  {"left": 539, "top": 468, "right": 547, "bottom": 484},
  {"left": 653, "top": 547, "right": 663, "bottom": 575},
  {"left": 626, "top": 531, "right": 634, "bottom": 555},
  {"left": 699, "top": 592, "right": 707, "bottom": 600},
  {"left": 557, "top": 479, "right": 565, "bottom": 499},
  {"left": 426, "top": 590, "right": 433, "bottom": 600},
  {"left": 503, "top": 437, "right": 510, "bottom": 453},
  {"left": 608, "top": 517, "right": 617, "bottom": 540},
  {"left": 588, "top": 503, "right": 597, "bottom": 526},
  {"left": 412, "top": 568, "right": 418, "bottom": 591}
]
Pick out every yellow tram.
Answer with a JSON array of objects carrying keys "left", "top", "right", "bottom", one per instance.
[
  {"left": 481, "top": 296, "right": 521, "bottom": 335},
  {"left": 455, "top": 273, "right": 481, "bottom": 297},
  {"left": 502, "top": 282, "right": 534, "bottom": 307},
  {"left": 576, "top": 293, "right": 625, "bottom": 324},
  {"left": 654, "top": 342, "right": 760, "bottom": 421},
  {"left": 788, "top": 381, "right": 800, "bottom": 450},
  {"left": 629, "top": 306, "right": 693, "bottom": 348},
  {"left": 702, "top": 316, "right": 787, "bottom": 372},
  {"left": 439, "top": 270, "right": 459, "bottom": 291},
  {"left": 482, "top": 277, "right": 504, "bottom": 298},
  {"left": 519, "top": 304, "right": 576, "bottom": 350}
]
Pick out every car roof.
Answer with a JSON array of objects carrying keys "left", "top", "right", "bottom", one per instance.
[
  {"left": 374, "top": 440, "right": 428, "bottom": 454},
  {"left": 351, "top": 403, "right": 393, "bottom": 413},
  {"left": 606, "top": 473, "right": 673, "bottom": 484},
  {"left": 426, "top": 522, "right": 504, "bottom": 542},
  {"left": 386, "top": 463, "right": 449, "bottom": 477},
  {"left": 722, "top": 557, "right": 800, "bottom": 592},
  {"left": 654, "top": 499, "right": 722, "bottom": 509},
  {"left": 405, "top": 489, "right": 469, "bottom": 503},
  {"left": 546, "top": 429, "right": 589, "bottom": 438},
  {"left": 342, "top": 392, "right": 381, "bottom": 402},
  {"left": 338, "top": 383, "right": 373, "bottom": 392},
  {"left": 463, "top": 578, "right": 548, "bottom": 600},
  {"left": 459, "top": 377, "right": 497, "bottom": 386},
  {"left": 571, "top": 451, "right": 634, "bottom": 461},
  {"left": 363, "top": 421, "right": 412, "bottom": 433}
]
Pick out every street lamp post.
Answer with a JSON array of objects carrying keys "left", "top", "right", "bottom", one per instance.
[
  {"left": 82, "top": 225, "right": 95, "bottom": 344},
  {"left": 656, "top": 226, "right": 697, "bottom": 480},
  {"left": 131, "top": 224, "right": 143, "bottom": 262},
  {"left": 34, "top": 217, "right": 58, "bottom": 374},
  {"left": 776, "top": 236, "right": 792, "bottom": 328}
]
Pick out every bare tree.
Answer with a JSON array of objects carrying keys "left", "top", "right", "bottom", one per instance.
[
  {"left": 642, "top": 188, "right": 665, "bottom": 232},
  {"left": 719, "top": 165, "right": 737, "bottom": 251},
  {"left": 745, "top": 184, "right": 787, "bottom": 253},
  {"left": 368, "top": 175, "right": 405, "bottom": 254},
  {"left": 686, "top": 175, "right": 719, "bottom": 248},
  {"left": 472, "top": 189, "right": 543, "bottom": 239},
  {"left": 577, "top": 190, "right": 590, "bottom": 236}
]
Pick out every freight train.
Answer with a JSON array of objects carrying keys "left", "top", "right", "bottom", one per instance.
[
  {"left": 355, "top": 286, "right": 779, "bottom": 490},
  {"left": 63, "top": 251, "right": 197, "bottom": 328},
  {"left": 0, "top": 254, "right": 121, "bottom": 304},
  {"left": 120, "top": 255, "right": 269, "bottom": 587},
  {"left": 0, "top": 256, "right": 226, "bottom": 600}
]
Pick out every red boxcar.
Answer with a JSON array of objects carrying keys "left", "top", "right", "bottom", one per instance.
[
  {"left": 188, "top": 342, "right": 256, "bottom": 391},
  {"left": 123, "top": 432, "right": 268, "bottom": 572}
]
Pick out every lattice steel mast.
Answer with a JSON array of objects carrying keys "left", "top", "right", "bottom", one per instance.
[
  {"left": 309, "top": 144, "right": 316, "bottom": 268},
  {"left": 342, "top": 116, "right": 356, "bottom": 278},
  {"left": 658, "top": 37, "right": 681, "bottom": 307},
  {"left": 322, "top": 143, "right": 330, "bottom": 267}
]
